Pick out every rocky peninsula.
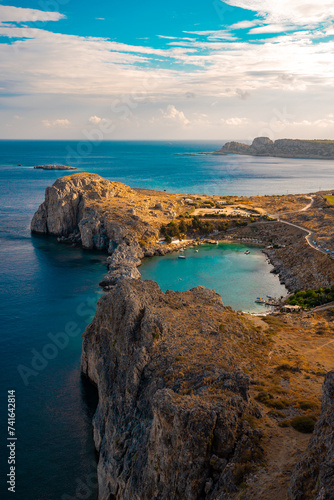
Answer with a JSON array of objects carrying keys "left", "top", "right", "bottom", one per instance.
[
  {"left": 214, "top": 137, "right": 334, "bottom": 160},
  {"left": 31, "top": 173, "right": 334, "bottom": 499}
]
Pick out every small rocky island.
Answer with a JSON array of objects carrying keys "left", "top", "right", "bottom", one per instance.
[
  {"left": 31, "top": 173, "right": 334, "bottom": 499},
  {"left": 214, "top": 136, "right": 334, "bottom": 159},
  {"left": 34, "top": 164, "right": 77, "bottom": 170}
]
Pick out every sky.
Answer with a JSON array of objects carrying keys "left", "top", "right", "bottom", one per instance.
[{"left": 1, "top": 0, "right": 334, "bottom": 140}]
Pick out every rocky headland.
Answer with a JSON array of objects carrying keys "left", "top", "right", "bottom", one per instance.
[
  {"left": 31, "top": 173, "right": 334, "bottom": 499},
  {"left": 214, "top": 137, "right": 334, "bottom": 159},
  {"left": 31, "top": 173, "right": 191, "bottom": 288}
]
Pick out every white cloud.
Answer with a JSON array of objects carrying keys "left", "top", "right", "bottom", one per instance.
[
  {"left": 278, "top": 116, "right": 334, "bottom": 128},
  {"left": 1, "top": 22, "right": 334, "bottom": 102},
  {"left": 222, "top": 117, "right": 249, "bottom": 126},
  {"left": 0, "top": 5, "right": 65, "bottom": 22},
  {"left": 157, "top": 35, "right": 178, "bottom": 40},
  {"left": 2, "top": 2, "right": 334, "bottom": 139},
  {"left": 223, "top": 0, "right": 334, "bottom": 29},
  {"left": 161, "top": 105, "right": 190, "bottom": 126},
  {"left": 89, "top": 116, "right": 102, "bottom": 124},
  {"left": 42, "top": 119, "right": 71, "bottom": 128},
  {"left": 230, "top": 21, "right": 258, "bottom": 30},
  {"left": 249, "top": 24, "right": 296, "bottom": 34},
  {"left": 184, "top": 30, "right": 237, "bottom": 41}
]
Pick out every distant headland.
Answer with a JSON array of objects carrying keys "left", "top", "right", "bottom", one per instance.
[
  {"left": 213, "top": 137, "right": 334, "bottom": 160},
  {"left": 34, "top": 164, "right": 77, "bottom": 170}
]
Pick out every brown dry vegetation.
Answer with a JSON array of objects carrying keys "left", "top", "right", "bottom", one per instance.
[{"left": 238, "top": 309, "right": 334, "bottom": 499}]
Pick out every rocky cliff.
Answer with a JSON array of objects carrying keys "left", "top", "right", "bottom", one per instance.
[
  {"left": 31, "top": 173, "right": 186, "bottom": 287},
  {"left": 216, "top": 137, "right": 334, "bottom": 159},
  {"left": 31, "top": 173, "right": 334, "bottom": 499},
  {"left": 81, "top": 278, "right": 264, "bottom": 500},
  {"left": 289, "top": 371, "right": 334, "bottom": 500}
]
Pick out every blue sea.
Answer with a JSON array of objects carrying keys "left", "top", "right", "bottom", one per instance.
[{"left": 1, "top": 140, "right": 334, "bottom": 499}]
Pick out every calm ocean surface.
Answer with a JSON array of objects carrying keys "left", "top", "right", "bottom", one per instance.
[{"left": 0, "top": 140, "right": 333, "bottom": 499}]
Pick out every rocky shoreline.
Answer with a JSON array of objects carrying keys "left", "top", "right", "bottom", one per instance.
[
  {"left": 30, "top": 172, "right": 334, "bottom": 297},
  {"left": 31, "top": 172, "right": 334, "bottom": 499}
]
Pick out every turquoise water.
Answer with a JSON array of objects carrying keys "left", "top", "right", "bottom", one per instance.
[
  {"left": 140, "top": 243, "right": 287, "bottom": 313},
  {"left": 0, "top": 140, "right": 333, "bottom": 499}
]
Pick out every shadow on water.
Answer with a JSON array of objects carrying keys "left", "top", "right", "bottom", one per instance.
[
  {"left": 80, "top": 374, "right": 99, "bottom": 421},
  {"left": 80, "top": 375, "right": 100, "bottom": 500},
  {"left": 30, "top": 232, "right": 108, "bottom": 267}
]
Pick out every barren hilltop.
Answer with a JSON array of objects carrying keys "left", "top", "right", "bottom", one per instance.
[
  {"left": 215, "top": 137, "right": 334, "bottom": 160},
  {"left": 32, "top": 173, "right": 334, "bottom": 500}
]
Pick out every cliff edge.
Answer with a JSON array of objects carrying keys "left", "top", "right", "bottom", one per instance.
[
  {"left": 31, "top": 172, "right": 185, "bottom": 287},
  {"left": 81, "top": 278, "right": 264, "bottom": 500}
]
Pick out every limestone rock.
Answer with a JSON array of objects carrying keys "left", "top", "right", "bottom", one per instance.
[
  {"left": 31, "top": 173, "right": 120, "bottom": 238},
  {"left": 81, "top": 279, "right": 263, "bottom": 500},
  {"left": 31, "top": 173, "right": 148, "bottom": 285}
]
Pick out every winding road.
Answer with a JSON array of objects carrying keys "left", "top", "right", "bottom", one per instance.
[{"left": 267, "top": 195, "right": 331, "bottom": 256}]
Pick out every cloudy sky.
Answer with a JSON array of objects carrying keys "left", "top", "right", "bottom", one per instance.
[{"left": 1, "top": 0, "right": 334, "bottom": 140}]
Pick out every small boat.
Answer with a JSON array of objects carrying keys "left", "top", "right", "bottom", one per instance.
[
  {"left": 195, "top": 250, "right": 199, "bottom": 253},
  {"left": 267, "top": 295, "right": 273, "bottom": 299},
  {"left": 244, "top": 250, "right": 250, "bottom": 255},
  {"left": 178, "top": 255, "right": 186, "bottom": 259},
  {"left": 180, "top": 248, "right": 184, "bottom": 252},
  {"left": 255, "top": 297, "right": 265, "bottom": 303}
]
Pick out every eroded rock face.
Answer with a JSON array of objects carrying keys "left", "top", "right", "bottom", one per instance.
[
  {"left": 31, "top": 173, "right": 125, "bottom": 240},
  {"left": 31, "top": 173, "right": 147, "bottom": 284},
  {"left": 81, "top": 279, "right": 263, "bottom": 500},
  {"left": 288, "top": 371, "right": 334, "bottom": 500}
]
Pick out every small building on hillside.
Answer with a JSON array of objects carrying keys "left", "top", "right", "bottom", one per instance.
[{"left": 281, "top": 304, "right": 301, "bottom": 313}]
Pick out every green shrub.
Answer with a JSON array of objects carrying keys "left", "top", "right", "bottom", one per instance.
[
  {"left": 255, "top": 391, "right": 290, "bottom": 409},
  {"left": 297, "top": 400, "right": 318, "bottom": 411},
  {"left": 291, "top": 416, "right": 315, "bottom": 433},
  {"left": 287, "top": 285, "right": 334, "bottom": 309},
  {"left": 278, "top": 420, "right": 290, "bottom": 428}
]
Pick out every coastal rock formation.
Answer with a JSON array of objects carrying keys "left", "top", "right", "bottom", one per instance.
[
  {"left": 31, "top": 173, "right": 135, "bottom": 240},
  {"left": 31, "top": 173, "right": 184, "bottom": 286},
  {"left": 288, "top": 371, "right": 334, "bottom": 499},
  {"left": 34, "top": 164, "right": 77, "bottom": 170},
  {"left": 31, "top": 173, "right": 334, "bottom": 499},
  {"left": 216, "top": 137, "right": 334, "bottom": 159},
  {"left": 81, "top": 278, "right": 263, "bottom": 500}
]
